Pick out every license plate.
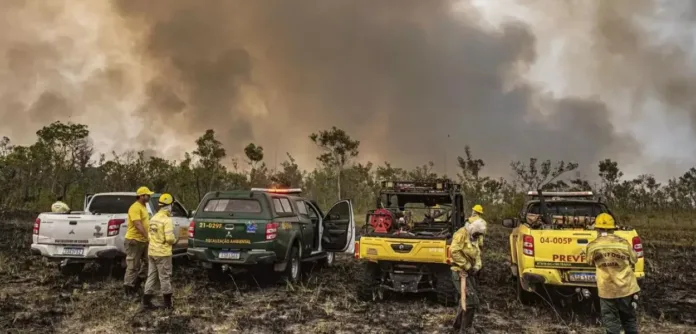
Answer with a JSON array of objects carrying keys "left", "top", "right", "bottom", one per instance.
[
  {"left": 569, "top": 272, "right": 596, "bottom": 282},
  {"left": 179, "top": 228, "right": 188, "bottom": 238},
  {"left": 62, "top": 247, "right": 84, "bottom": 256},
  {"left": 218, "top": 251, "right": 240, "bottom": 260}
]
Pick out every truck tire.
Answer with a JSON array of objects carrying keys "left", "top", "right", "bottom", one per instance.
[
  {"left": 283, "top": 245, "right": 302, "bottom": 284},
  {"left": 435, "top": 269, "right": 459, "bottom": 307},
  {"left": 207, "top": 263, "right": 225, "bottom": 282},
  {"left": 516, "top": 273, "right": 535, "bottom": 305},
  {"left": 356, "top": 262, "right": 381, "bottom": 301},
  {"left": 319, "top": 252, "right": 335, "bottom": 268},
  {"left": 59, "top": 262, "right": 85, "bottom": 276},
  {"left": 97, "top": 258, "right": 126, "bottom": 279}
]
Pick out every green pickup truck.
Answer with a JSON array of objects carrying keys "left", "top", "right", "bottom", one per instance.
[{"left": 187, "top": 188, "right": 356, "bottom": 282}]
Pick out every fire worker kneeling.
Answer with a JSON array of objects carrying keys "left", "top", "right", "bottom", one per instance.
[
  {"left": 142, "top": 193, "right": 178, "bottom": 311},
  {"left": 450, "top": 221, "right": 484, "bottom": 333},
  {"left": 587, "top": 213, "right": 640, "bottom": 334}
]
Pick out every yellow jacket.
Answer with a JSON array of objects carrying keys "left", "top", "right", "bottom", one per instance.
[
  {"left": 147, "top": 209, "right": 177, "bottom": 257},
  {"left": 450, "top": 226, "right": 481, "bottom": 272},
  {"left": 587, "top": 233, "right": 640, "bottom": 299}
]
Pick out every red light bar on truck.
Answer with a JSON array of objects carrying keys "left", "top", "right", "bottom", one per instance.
[
  {"left": 251, "top": 188, "right": 303, "bottom": 194},
  {"left": 526, "top": 191, "right": 594, "bottom": 197}
]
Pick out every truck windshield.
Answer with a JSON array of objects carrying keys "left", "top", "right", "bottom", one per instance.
[
  {"left": 527, "top": 201, "right": 608, "bottom": 216},
  {"left": 89, "top": 195, "right": 135, "bottom": 214},
  {"left": 203, "top": 199, "right": 262, "bottom": 213}
]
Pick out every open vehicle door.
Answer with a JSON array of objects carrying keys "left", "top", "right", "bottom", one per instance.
[
  {"left": 322, "top": 199, "right": 355, "bottom": 253},
  {"left": 83, "top": 194, "right": 94, "bottom": 212}
]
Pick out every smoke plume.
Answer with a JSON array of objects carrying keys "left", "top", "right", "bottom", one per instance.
[{"left": 0, "top": 0, "right": 694, "bottom": 179}]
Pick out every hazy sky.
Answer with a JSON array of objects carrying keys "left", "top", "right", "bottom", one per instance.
[{"left": 1, "top": 0, "right": 695, "bottom": 180}]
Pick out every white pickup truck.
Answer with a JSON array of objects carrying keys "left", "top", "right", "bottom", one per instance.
[{"left": 31, "top": 192, "right": 193, "bottom": 275}]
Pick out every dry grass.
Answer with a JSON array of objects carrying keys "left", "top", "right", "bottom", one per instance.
[{"left": 1, "top": 216, "right": 695, "bottom": 333}]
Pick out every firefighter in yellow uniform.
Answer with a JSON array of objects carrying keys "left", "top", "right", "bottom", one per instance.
[
  {"left": 450, "top": 221, "right": 484, "bottom": 333},
  {"left": 587, "top": 213, "right": 640, "bottom": 334},
  {"left": 142, "top": 193, "right": 178, "bottom": 311},
  {"left": 124, "top": 186, "right": 154, "bottom": 298},
  {"left": 51, "top": 196, "right": 70, "bottom": 213}
]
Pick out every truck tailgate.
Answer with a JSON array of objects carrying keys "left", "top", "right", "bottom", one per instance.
[
  {"left": 532, "top": 230, "right": 644, "bottom": 280},
  {"left": 36, "top": 214, "right": 120, "bottom": 246},
  {"left": 532, "top": 230, "right": 597, "bottom": 269},
  {"left": 191, "top": 219, "right": 273, "bottom": 250}
]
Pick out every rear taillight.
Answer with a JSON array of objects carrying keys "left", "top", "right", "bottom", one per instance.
[
  {"left": 188, "top": 221, "right": 196, "bottom": 238},
  {"left": 354, "top": 241, "right": 360, "bottom": 259},
  {"left": 266, "top": 222, "right": 278, "bottom": 240},
  {"left": 446, "top": 245, "right": 451, "bottom": 264},
  {"left": 107, "top": 219, "right": 125, "bottom": 236},
  {"left": 522, "top": 234, "right": 534, "bottom": 256},
  {"left": 33, "top": 218, "right": 41, "bottom": 235},
  {"left": 632, "top": 236, "right": 643, "bottom": 258}
]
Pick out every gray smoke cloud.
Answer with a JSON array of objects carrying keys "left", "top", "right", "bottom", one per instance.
[{"left": 0, "top": 0, "right": 693, "bottom": 180}]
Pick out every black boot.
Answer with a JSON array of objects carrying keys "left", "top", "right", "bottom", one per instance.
[
  {"left": 123, "top": 285, "right": 135, "bottom": 299},
  {"left": 163, "top": 293, "right": 173, "bottom": 311},
  {"left": 133, "top": 276, "right": 143, "bottom": 296},
  {"left": 141, "top": 294, "right": 155, "bottom": 310}
]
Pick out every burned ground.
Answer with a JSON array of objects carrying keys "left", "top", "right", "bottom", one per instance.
[{"left": 1, "top": 217, "right": 695, "bottom": 334}]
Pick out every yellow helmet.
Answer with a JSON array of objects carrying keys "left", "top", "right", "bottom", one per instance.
[
  {"left": 472, "top": 204, "right": 484, "bottom": 214},
  {"left": 136, "top": 186, "right": 154, "bottom": 196},
  {"left": 594, "top": 213, "right": 616, "bottom": 230},
  {"left": 159, "top": 193, "right": 174, "bottom": 205}
]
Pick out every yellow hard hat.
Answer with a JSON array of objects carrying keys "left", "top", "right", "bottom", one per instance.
[
  {"left": 136, "top": 186, "right": 154, "bottom": 196},
  {"left": 594, "top": 213, "right": 616, "bottom": 229},
  {"left": 472, "top": 204, "right": 484, "bottom": 214},
  {"left": 159, "top": 193, "right": 174, "bottom": 205}
]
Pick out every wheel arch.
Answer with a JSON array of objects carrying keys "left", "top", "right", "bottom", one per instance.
[{"left": 283, "top": 232, "right": 303, "bottom": 260}]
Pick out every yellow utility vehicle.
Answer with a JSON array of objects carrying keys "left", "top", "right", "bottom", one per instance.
[
  {"left": 502, "top": 190, "right": 645, "bottom": 304},
  {"left": 354, "top": 180, "right": 464, "bottom": 306}
]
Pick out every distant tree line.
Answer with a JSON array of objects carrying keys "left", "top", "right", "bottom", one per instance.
[{"left": 1, "top": 121, "right": 695, "bottom": 221}]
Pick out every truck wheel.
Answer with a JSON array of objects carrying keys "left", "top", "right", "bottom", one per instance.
[
  {"left": 207, "top": 263, "right": 225, "bottom": 282},
  {"left": 435, "top": 269, "right": 459, "bottom": 307},
  {"left": 319, "top": 252, "right": 335, "bottom": 268},
  {"left": 283, "top": 245, "right": 302, "bottom": 284},
  {"left": 516, "top": 274, "right": 535, "bottom": 305},
  {"left": 356, "top": 262, "right": 381, "bottom": 301},
  {"left": 97, "top": 258, "right": 126, "bottom": 279},
  {"left": 59, "top": 262, "right": 85, "bottom": 276}
]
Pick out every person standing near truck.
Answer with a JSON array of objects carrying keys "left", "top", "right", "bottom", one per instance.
[
  {"left": 51, "top": 196, "right": 70, "bottom": 213},
  {"left": 587, "top": 213, "right": 641, "bottom": 334},
  {"left": 449, "top": 221, "right": 484, "bottom": 333},
  {"left": 142, "top": 193, "right": 177, "bottom": 311},
  {"left": 123, "top": 186, "right": 154, "bottom": 298}
]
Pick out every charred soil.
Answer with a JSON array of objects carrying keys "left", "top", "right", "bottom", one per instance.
[{"left": 1, "top": 218, "right": 695, "bottom": 333}]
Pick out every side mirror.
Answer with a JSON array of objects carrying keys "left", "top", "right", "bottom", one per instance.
[
  {"left": 502, "top": 218, "right": 518, "bottom": 228},
  {"left": 189, "top": 210, "right": 196, "bottom": 218}
]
